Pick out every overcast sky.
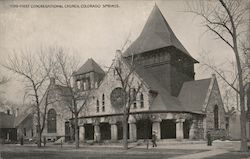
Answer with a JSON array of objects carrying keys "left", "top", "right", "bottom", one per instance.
[{"left": 0, "top": 0, "right": 237, "bottom": 104}]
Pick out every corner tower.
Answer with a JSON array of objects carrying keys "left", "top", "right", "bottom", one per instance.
[
  {"left": 73, "top": 58, "right": 105, "bottom": 91},
  {"left": 124, "top": 4, "right": 198, "bottom": 96}
]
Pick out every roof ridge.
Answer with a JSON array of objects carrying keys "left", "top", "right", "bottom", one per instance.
[{"left": 74, "top": 58, "right": 105, "bottom": 75}]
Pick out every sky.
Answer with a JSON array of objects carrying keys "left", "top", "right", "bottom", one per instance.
[{"left": 0, "top": 0, "right": 240, "bottom": 104}]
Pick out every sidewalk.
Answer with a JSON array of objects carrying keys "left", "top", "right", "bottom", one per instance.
[
  {"left": 167, "top": 140, "right": 247, "bottom": 159},
  {"left": 0, "top": 140, "right": 247, "bottom": 159},
  {"left": 168, "top": 149, "right": 228, "bottom": 159}
]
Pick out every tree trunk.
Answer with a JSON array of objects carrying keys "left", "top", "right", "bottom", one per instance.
[
  {"left": 37, "top": 127, "right": 42, "bottom": 147},
  {"left": 36, "top": 108, "right": 42, "bottom": 147},
  {"left": 233, "top": 38, "right": 248, "bottom": 152},
  {"left": 240, "top": 96, "right": 248, "bottom": 152},
  {"left": 123, "top": 112, "right": 129, "bottom": 150},
  {"left": 74, "top": 114, "right": 79, "bottom": 149}
]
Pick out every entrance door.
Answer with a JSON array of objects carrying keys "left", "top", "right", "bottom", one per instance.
[
  {"left": 100, "top": 123, "right": 111, "bottom": 140},
  {"left": 136, "top": 119, "right": 152, "bottom": 139},
  {"left": 160, "top": 120, "right": 176, "bottom": 139},
  {"left": 65, "top": 121, "right": 71, "bottom": 142},
  {"left": 84, "top": 124, "right": 94, "bottom": 140},
  {"left": 183, "top": 120, "right": 191, "bottom": 139},
  {"left": 117, "top": 122, "right": 129, "bottom": 140}
]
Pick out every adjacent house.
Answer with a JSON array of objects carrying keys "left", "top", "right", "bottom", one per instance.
[{"left": 0, "top": 111, "right": 17, "bottom": 143}]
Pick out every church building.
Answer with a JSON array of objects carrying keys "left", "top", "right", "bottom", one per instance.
[
  {"left": 72, "top": 5, "right": 227, "bottom": 142},
  {"left": 19, "top": 5, "right": 227, "bottom": 143}
]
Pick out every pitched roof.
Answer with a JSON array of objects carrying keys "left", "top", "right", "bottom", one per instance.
[
  {"left": 74, "top": 58, "right": 105, "bottom": 75},
  {"left": 14, "top": 106, "right": 34, "bottom": 127},
  {"left": 54, "top": 84, "right": 72, "bottom": 104},
  {"left": 0, "top": 112, "right": 15, "bottom": 128},
  {"left": 133, "top": 65, "right": 186, "bottom": 112},
  {"left": 124, "top": 5, "right": 195, "bottom": 61},
  {"left": 178, "top": 78, "right": 212, "bottom": 113}
]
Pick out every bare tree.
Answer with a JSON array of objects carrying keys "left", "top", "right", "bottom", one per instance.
[
  {"left": 54, "top": 49, "right": 91, "bottom": 149},
  {"left": 0, "top": 75, "right": 9, "bottom": 110},
  {"left": 188, "top": 0, "right": 249, "bottom": 151},
  {"left": 2, "top": 48, "right": 54, "bottom": 147},
  {"left": 113, "top": 50, "right": 142, "bottom": 149}
]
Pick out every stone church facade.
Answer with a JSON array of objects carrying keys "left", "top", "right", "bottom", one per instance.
[
  {"left": 32, "top": 5, "right": 227, "bottom": 142},
  {"left": 73, "top": 5, "right": 226, "bottom": 142}
]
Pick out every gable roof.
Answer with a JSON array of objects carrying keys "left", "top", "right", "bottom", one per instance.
[
  {"left": 178, "top": 78, "right": 212, "bottom": 113},
  {"left": 133, "top": 64, "right": 186, "bottom": 112},
  {"left": 118, "top": 55, "right": 208, "bottom": 114},
  {"left": 74, "top": 58, "right": 105, "bottom": 75},
  {"left": 14, "top": 106, "right": 34, "bottom": 127},
  {"left": 124, "top": 4, "right": 196, "bottom": 62}
]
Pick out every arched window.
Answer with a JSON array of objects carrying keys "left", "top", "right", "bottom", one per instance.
[
  {"left": 102, "top": 94, "right": 105, "bottom": 112},
  {"left": 214, "top": 105, "right": 219, "bottom": 129},
  {"left": 47, "top": 109, "right": 57, "bottom": 133},
  {"left": 96, "top": 99, "right": 100, "bottom": 113},
  {"left": 140, "top": 93, "right": 144, "bottom": 108},
  {"left": 133, "top": 89, "right": 137, "bottom": 108}
]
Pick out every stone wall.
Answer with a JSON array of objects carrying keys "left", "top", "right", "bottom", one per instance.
[
  {"left": 81, "top": 56, "right": 151, "bottom": 117},
  {"left": 39, "top": 82, "right": 72, "bottom": 139},
  {"left": 205, "top": 77, "right": 226, "bottom": 138}
]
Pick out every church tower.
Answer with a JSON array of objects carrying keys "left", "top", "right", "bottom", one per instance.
[
  {"left": 73, "top": 58, "right": 105, "bottom": 91},
  {"left": 124, "top": 5, "right": 198, "bottom": 96}
]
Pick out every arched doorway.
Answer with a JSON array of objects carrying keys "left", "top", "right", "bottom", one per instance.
[
  {"left": 136, "top": 119, "right": 152, "bottom": 139},
  {"left": 100, "top": 122, "right": 111, "bottom": 140},
  {"left": 160, "top": 120, "right": 176, "bottom": 139},
  {"left": 47, "top": 109, "right": 56, "bottom": 133}
]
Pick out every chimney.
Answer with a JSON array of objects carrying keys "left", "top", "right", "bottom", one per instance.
[{"left": 50, "top": 77, "right": 56, "bottom": 85}]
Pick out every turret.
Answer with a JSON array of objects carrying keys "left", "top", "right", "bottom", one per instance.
[{"left": 73, "top": 58, "right": 105, "bottom": 91}]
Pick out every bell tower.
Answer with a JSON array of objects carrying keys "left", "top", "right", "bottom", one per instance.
[
  {"left": 73, "top": 58, "right": 105, "bottom": 91},
  {"left": 123, "top": 4, "right": 198, "bottom": 96}
]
